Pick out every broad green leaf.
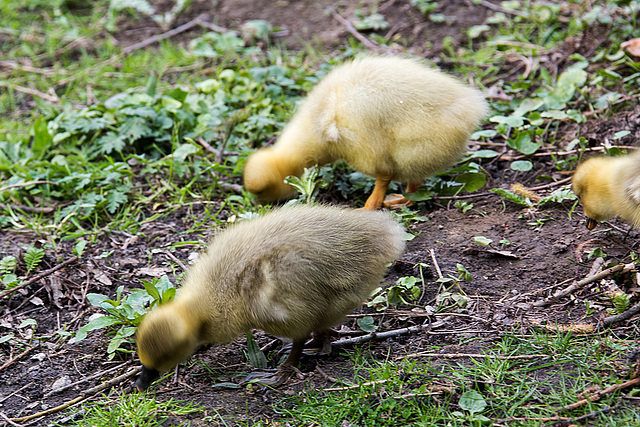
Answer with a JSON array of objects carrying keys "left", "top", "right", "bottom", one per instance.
[
  {"left": 357, "top": 315, "right": 377, "bottom": 333},
  {"left": 173, "top": 143, "right": 199, "bottom": 162},
  {"left": 467, "top": 24, "right": 490, "bottom": 38},
  {"left": 195, "top": 79, "right": 221, "bottom": 93},
  {"left": 18, "top": 319, "right": 37, "bottom": 328},
  {"left": 143, "top": 279, "right": 161, "bottom": 301},
  {"left": 512, "top": 98, "right": 544, "bottom": 117},
  {"left": 510, "top": 160, "right": 533, "bottom": 171},
  {"left": 75, "top": 315, "right": 121, "bottom": 342},
  {"left": 473, "top": 236, "right": 493, "bottom": 246},
  {"left": 459, "top": 390, "right": 487, "bottom": 414},
  {"left": 32, "top": 116, "right": 52, "bottom": 155},
  {"left": 471, "top": 129, "right": 497, "bottom": 139},
  {"left": 490, "top": 115, "right": 524, "bottom": 128},
  {"left": 508, "top": 132, "right": 541, "bottom": 155},
  {"left": 145, "top": 71, "right": 157, "bottom": 97},
  {"left": 454, "top": 172, "right": 486, "bottom": 192},
  {"left": 468, "top": 149, "right": 500, "bottom": 159},
  {"left": 74, "top": 239, "right": 87, "bottom": 258}
]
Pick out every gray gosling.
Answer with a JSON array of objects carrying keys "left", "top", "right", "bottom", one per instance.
[
  {"left": 243, "top": 56, "right": 488, "bottom": 210},
  {"left": 135, "top": 205, "right": 405, "bottom": 389}
]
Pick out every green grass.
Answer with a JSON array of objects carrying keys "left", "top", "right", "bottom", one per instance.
[
  {"left": 56, "top": 391, "right": 202, "bottom": 427},
  {"left": 275, "top": 331, "right": 640, "bottom": 426}
]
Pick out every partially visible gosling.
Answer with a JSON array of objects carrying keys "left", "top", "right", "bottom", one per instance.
[
  {"left": 135, "top": 205, "right": 405, "bottom": 390},
  {"left": 243, "top": 56, "right": 488, "bottom": 210},
  {"left": 572, "top": 150, "right": 640, "bottom": 230}
]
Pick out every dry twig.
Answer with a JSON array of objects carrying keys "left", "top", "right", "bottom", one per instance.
[
  {"left": 0, "top": 257, "right": 78, "bottom": 300},
  {"left": 0, "top": 181, "right": 59, "bottom": 193},
  {"left": 57, "top": 15, "right": 208, "bottom": 88},
  {"left": 325, "top": 378, "right": 390, "bottom": 392},
  {"left": 398, "top": 352, "right": 545, "bottom": 361},
  {"left": 0, "top": 346, "right": 36, "bottom": 374},
  {"left": 327, "top": 6, "right": 388, "bottom": 52},
  {"left": 528, "top": 263, "right": 633, "bottom": 308},
  {"left": 600, "top": 301, "right": 640, "bottom": 328},
  {"left": 43, "top": 361, "right": 133, "bottom": 398},
  {"left": 561, "top": 377, "right": 640, "bottom": 412},
  {"left": 0, "top": 82, "right": 59, "bottom": 103},
  {"left": 332, "top": 316, "right": 451, "bottom": 348},
  {"left": 429, "top": 249, "right": 443, "bottom": 280},
  {"left": 9, "top": 367, "right": 141, "bottom": 423}
]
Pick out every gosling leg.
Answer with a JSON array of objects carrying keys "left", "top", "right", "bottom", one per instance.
[
  {"left": 301, "top": 330, "right": 332, "bottom": 356},
  {"left": 242, "top": 337, "right": 305, "bottom": 387},
  {"left": 383, "top": 181, "right": 420, "bottom": 209},
  {"left": 364, "top": 173, "right": 394, "bottom": 210}
]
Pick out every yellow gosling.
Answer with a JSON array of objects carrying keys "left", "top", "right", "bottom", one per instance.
[
  {"left": 572, "top": 150, "right": 640, "bottom": 230},
  {"left": 243, "top": 56, "right": 488, "bottom": 210}
]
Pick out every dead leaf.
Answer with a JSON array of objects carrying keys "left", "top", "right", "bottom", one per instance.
[
  {"left": 29, "top": 296, "right": 44, "bottom": 306},
  {"left": 90, "top": 268, "right": 112, "bottom": 286},
  {"left": 47, "top": 276, "right": 65, "bottom": 309},
  {"left": 122, "top": 235, "right": 139, "bottom": 250},
  {"left": 621, "top": 38, "right": 640, "bottom": 57},
  {"left": 137, "top": 266, "right": 171, "bottom": 277}
]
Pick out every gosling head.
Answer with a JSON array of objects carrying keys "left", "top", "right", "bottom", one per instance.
[
  {"left": 572, "top": 157, "right": 617, "bottom": 230},
  {"left": 243, "top": 148, "right": 298, "bottom": 203},
  {"left": 135, "top": 306, "right": 198, "bottom": 391}
]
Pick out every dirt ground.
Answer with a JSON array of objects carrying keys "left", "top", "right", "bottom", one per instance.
[{"left": 2, "top": 1, "right": 640, "bottom": 426}]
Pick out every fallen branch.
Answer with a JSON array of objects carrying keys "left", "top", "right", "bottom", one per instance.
[
  {"left": 0, "top": 412, "right": 23, "bottom": 427},
  {"left": 0, "top": 82, "right": 59, "bottom": 103},
  {"left": 0, "top": 383, "right": 34, "bottom": 404},
  {"left": 479, "top": 0, "right": 527, "bottom": 17},
  {"left": 0, "top": 203, "right": 61, "bottom": 214},
  {"left": 9, "top": 367, "right": 141, "bottom": 423},
  {"left": 0, "top": 60, "right": 66, "bottom": 76},
  {"left": 197, "top": 20, "right": 235, "bottom": 35},
  {"left": 332, "top": 316, "right": 452, "bottom": 348},
  {"left": 398, "top": 352, "right": 546, "bottom": 361},
  {"left": 528, "top": 263, "right": 632, "bottom": 308},
  {"left": 159, "top": 250, "right": 188, "bottom": 272},
  {"left": 0, "top": 180, "right": 59, "bottom": 192},
  {"left": 600, "top": 300, "right": 640, "bottom": 328},
  {"left": 327, "top": 6, "right": 387, "bottom": 52},
  {"left": 429, "top": 249, "right": 443, "bottom": 280},
  {"left": 561, "top": 377, "right": 640, "bottom": 412},
  {"left": 498, "top": 405, "right": 614, "bottom": 424},
  {"left": 528, "top": 176, "right": 572, "bottom": 191},
  {"left": 0, "top": 346, "right": 36, "bottom": 374},
  {"left": 0, "top": 257, "right": 78, "bottom": 300},
  {"left": 325, "top": 378, "right": 390, "bottom": 392}
]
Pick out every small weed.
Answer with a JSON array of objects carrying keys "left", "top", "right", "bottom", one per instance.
[
  {"left": 75, "top": 276, "right": 176, "bottom": 359},
  {"left": 368, "top": 275, "right": 423, "bottom": 311},
  {"left": 24, "top": 245, "right": 45, "bottom": 273},
  {"left": 284, "top": 166, "right": 329, "bottom": 205},
  {"left": 0, "top": 255, "right": 19, "bottom": 290}
]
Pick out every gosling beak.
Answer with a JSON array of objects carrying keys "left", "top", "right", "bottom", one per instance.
[
  {"left": 136, "top": 365, "right": 160, "bottom": 392},
  {"left": 585, "top": 217, "right": 598, "bottom": 230}
]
